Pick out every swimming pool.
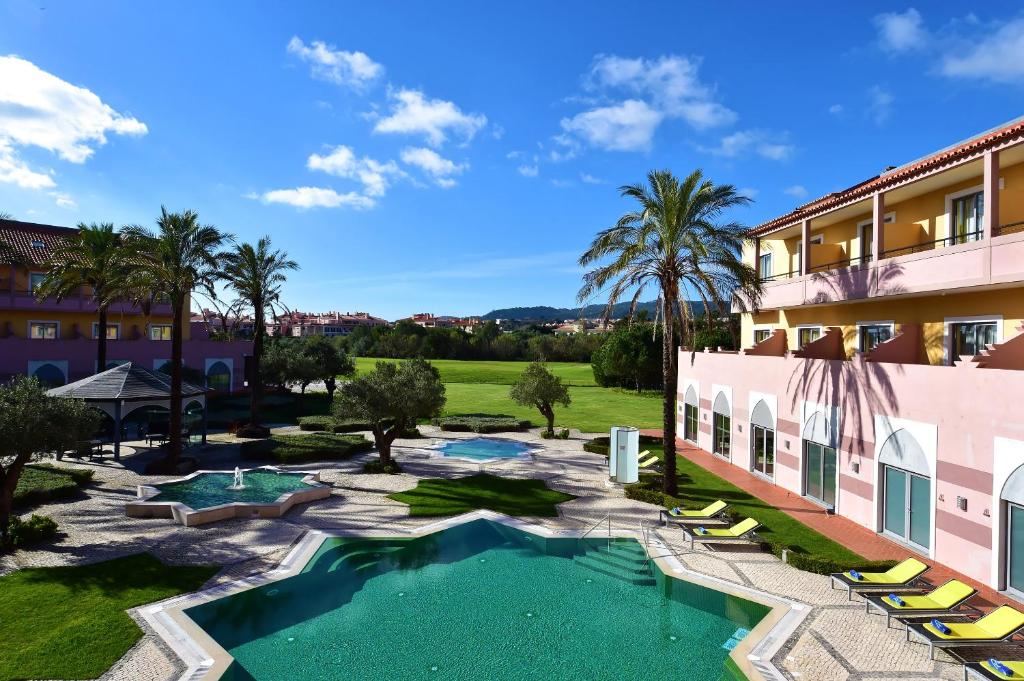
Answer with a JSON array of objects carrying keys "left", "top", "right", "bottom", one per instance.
[
  {"left": 436, "top": 437, "right": 533, "bottom": 460},
  {"left": 184, "top": 519, "right": 768, "bottom": 680}
]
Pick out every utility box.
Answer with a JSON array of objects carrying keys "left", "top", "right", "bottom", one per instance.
[{"left": 609, "top": 426, "right": 639, "bottom": 484}]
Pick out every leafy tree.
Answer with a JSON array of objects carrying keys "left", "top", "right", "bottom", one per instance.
[
  {"left": 123, "top": 208, "right": 229, "bottom": 469},
  {"left": 220, "top": 236, "right": 298, "bottom": 434},
  {"left": 335, "top": 359, "right": 445, "bottom": 466},
  {"left": 260, "top": 339, "right": 292, "bottom": 388},
  {"left": 578, "top": 169, "right": 761, "bottom": 495},
  {"left": 299, "top": 335, "right": 355, "bottom": 400},
  {"left": 591, "top": 321, "right": 661, "bottom": 392},
  {"left": 35, "top": 223, "right": 135, "bottom": 370},
  {"left": 509, "top": 362, "right": 571, "bottom": 436},
  {"left": 0, "top": 377, "right": 100, "bottom": 545}
]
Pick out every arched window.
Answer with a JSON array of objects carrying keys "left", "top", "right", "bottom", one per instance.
[
  {"left": 878, "top": 428, "right": 931, "bottom": 550},
  {"left": 206, "top": 361, "right": 231, "bottom": 392},
  {"left": 32, "top": 362, "right": 66, "bottom": 388},
  {"left": 803, "top": 411, "right": 836, "bottom": 508},
  {"left": 683, "top": 386, "right": 698, "bottom": 442},
  {"left": 1002, "top": 466, "right": 1024, "bottom": 595},
  {"left": 712, "top": 392, "right": 730, "bottom": 458},
  {"left": 750, "top": 399, "right": 775, "bottom": 478}
]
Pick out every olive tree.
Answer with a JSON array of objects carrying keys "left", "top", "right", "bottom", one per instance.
[
  {"left": 0, "top": 377, "right": 100, "bottom": 545},
  {"left": 299, "top": 335, "right": 355, "bottom": 399},
  {"left": 334, "top": 359, "right": 445, "bottom": 467},
  {"left": 509, "top": 362, "right": 571, "bottom": 436}
]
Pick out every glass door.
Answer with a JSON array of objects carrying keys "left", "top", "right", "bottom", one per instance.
[
  {"left": 1009, "top": 504, "right": 1024, "bottom": 594},
  {"left": 883, "top": 465, "right": 930, "bottom": 550},
  {"left": 751, "top": 425, "right": 775, "bottom": 478},
  {"left": 804, "top": 442, "right": 837, "bottom": 507},
  {"left": 683, "top": 404, "right": 698, "bottom": 442},
  {"left": 951, "top": 191, "right": 983, "bottom": 244}
]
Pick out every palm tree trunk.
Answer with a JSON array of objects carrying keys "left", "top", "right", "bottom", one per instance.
[
  {"left": 250, "top": 306, "right": 263, "bottom": 426},
  {"left": 97, "top": 305, "right": 108, "bottom": 372},
  {"left": 167, "top": 298, "right": 184, "bottom": 467},
  {"left": 661, "top": 289, "right": 679, "bottom": 497}
]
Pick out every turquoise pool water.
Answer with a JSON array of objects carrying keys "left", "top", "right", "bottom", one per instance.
[
  {"left": 185, "top": 519, "right": 767, "bottom": 680},
  {"left": 438, "top": 437, "right": 532, "bottom": 460},
  {"left": 150, "top": 470, "right": 312, "bottom": 509}
]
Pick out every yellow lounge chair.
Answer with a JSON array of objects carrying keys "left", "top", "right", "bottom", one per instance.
[
  {"left": 965, "top": 658, "right": 1024, "bottom": 681},
  {"left": 829, "top": 558, "right": 930, "bottom": 601},
  {"left": 906, "top": 605, "right": 1024, "bottom": 660},
  {"left": 659, "top": 500, "right": 729, "bottom": 525},
  {"left": 686, "top": 517, "right": 761, "bottom": 549},
  {"left": 638, "top": 450, "right": 659, "bottom": 469},
  {"left": 864, "top": 579, "right": 977, "bottom": 628}
]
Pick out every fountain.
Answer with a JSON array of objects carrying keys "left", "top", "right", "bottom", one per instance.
[{"left": 227, "top": 466, "right": 245, "bottom": 490}]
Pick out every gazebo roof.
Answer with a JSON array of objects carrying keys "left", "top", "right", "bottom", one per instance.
[{"left": 47, "top": 362, "right": 206, "bottom": 402}]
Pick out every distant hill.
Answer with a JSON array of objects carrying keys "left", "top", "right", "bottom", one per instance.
[{"left": 481, "top": 299, "right": 707, "bottom": 321}]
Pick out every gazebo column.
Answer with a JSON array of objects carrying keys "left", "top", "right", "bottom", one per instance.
[
  {"left": 201, "top": 400, "right": 208, "bottom": 446},
  {"left": 113, "top": 400, "right": 123, "bottom": 462}
]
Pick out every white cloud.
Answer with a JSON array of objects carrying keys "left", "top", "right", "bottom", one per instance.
[
  {"left": 867, "top": 86, "right": 894, "bottom": 124},
  {"left": 506, "top": 150, "right": 524, "bottom": 159},
  {"left": 517, "top": 164, "right": 538, "bottom": 177},
  {"left": 941, "top": 18, "right": 1024, "bottom": 83},
  {"left": 491, "top": 124, "right": 505, "bottom": 140},
  {"left": 374, "top": 88, "right": 486, "bottom": 147},
  {"left": 258, "top": 186, "right": 375, "bottom": 210},
  {"left": 550, "top": 179, "right": 573, "bottom": 188},
  {"left": 50, "top": 191, "right": 76, "bottom": 208},
  {"left": 784, "top": 184, "right": 808, "bottom": 198},
  {"left": 737, "top": 187, "right": 759, "bottom": 200},
  {"left": 0, "top": 56, "right": 146, "bottom": 189},
  {"left": 828, "top": 104, "right": 844, "bottom": 115},
  {"left": 560, "top": 99, "right": 663, "bottom": 152},
  {"left": 306, "top": 145, "right": 403, "bottom": 197},
  {"left": 701, "top": 130, "right": 793, "bottom": 160},
  {"left": 874, "top": 8, "right": 928, "bottom": 53},
  {"left": 286, "top": 37, "right": 383, "bottom": 89},
  {"left": 580, "top": 172, "right": 603, "bottom": 184},
  {"left": 400, "top": 146, "right": 467, "bottom": 188}
]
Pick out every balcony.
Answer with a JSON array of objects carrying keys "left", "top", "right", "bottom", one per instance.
[
  {"left": 757, "top": 223, "right": 1024, "bottom": 310},
  {"left": 0, "top": 288, "right": 173, "bottom": 315}
]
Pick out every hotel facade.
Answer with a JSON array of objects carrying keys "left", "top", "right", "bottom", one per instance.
[
  {"left": 677, "top": 118, "right": 1024, "bottom": 594},
  {"left": 0, "top": 219, "right": 251, "bottom": 391}
]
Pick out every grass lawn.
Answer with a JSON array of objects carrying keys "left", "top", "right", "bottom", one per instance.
[
  {"left": 0, "top": 553, "right": 217, "bottom": 681},
  {"left": 355, "top": 358, "right": 597, "bottom": 386},
  {"left": 240, "top": 432, "right": 373, "bottom": 464},
  {"left": 389, "top": 473, "right": 576, "bottom": 517},
  {"left": 440, "top": 382, "right": 660, "bottom": 434},
  {"left": 14, "top": 465, "right": 93, "bottom": 509},
  {"left": 644, "top": 444, "right": 865, "bottom": 565}
]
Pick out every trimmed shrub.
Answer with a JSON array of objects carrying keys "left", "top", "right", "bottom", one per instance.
[
  {"left": 436, "top": 414, "right": 530, "bottom": 434},
  {"left": 4, "top": 514, "right": 59, "bottom": 551},
  {"left": 623, "top": 475, "right": 683, "bottom": 509},
  {"left": 364, "top": 460, "right": 403, "bottom": 475},
  {"left": 298, "top": 416, "right": 382, "bottom": 433},
  {"left": 541, "top": 428, "right": 571, "bottom": 440},
  {"left": 240, "top": 433, "right": 373, "bottom": 464},
  {"left": 13, "top": 465, "right": 94, "bottom": 509}
]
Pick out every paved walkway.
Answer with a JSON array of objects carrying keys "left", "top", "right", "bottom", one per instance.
[{"left": 1, "top": 427, "right": 1006, "bottom": 681}]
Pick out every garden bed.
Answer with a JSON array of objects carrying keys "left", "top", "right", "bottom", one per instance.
[{"left": 240, "top": 433, "right": 373, "bottom": 464}]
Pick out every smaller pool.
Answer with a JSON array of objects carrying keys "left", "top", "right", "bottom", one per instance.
[
  {"left": 437, "top": 437, "right": 533, "bottom": 460},
  {"left": 151, "top": 470, "right": 314, "bottom": 510}
]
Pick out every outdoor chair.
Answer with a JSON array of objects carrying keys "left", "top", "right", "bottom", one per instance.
[
  {"left": 659, "top": 500, "right": 729, "bottom": 526},
  {"left": 829, "top": 558, "right": 931, "bottom": 601},
  {"left": 638, "top": 450, "right": 659, "bottom": 469},
  {"left": 864, "top": 579, "right": 978, "bottom": 629},
  {"left": 683, "top": 517, "right": 760, "bottom": 549},
  {"left": 964, "top": 658, "right": 1024, "bottom": 680},
  {"left": 905, "top": 605, "right": 1024, "bottom": 660}
]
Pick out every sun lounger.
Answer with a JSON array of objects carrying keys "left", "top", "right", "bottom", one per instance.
[
  {"left": 638, "top": 451, "right": 659, "bottom": 469},
  {"left": 684, "top": 517, "right": 760, "bottom": 549},
  {"left": 829, "top": 558, "right": 930, "bottom": 601},
  {"left": 659, "top": 500, "right": 729, "bottom": 525},
  {"left": 905, "top": 605, "right": 1024, "bottom": 660},
  {"left": 864, "top": 579, "right": 977, "bottom": 628},
  {"left": 965, "top": 658, "right": 1024, "bottom": 681}
]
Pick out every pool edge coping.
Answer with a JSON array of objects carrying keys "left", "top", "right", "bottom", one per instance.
[{"left": 137, "top": 510, "right": 807, "bottom": 681}]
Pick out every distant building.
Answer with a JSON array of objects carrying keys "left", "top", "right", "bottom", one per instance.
[
  {"left": 553, "top": 319, "right": 613, "bottom": 335},
  {"left": 406, "top": 313, "right": 482, "bottom": 333},
  {"left": 275, "top": 310, "right": 389, "bottom": 337}
]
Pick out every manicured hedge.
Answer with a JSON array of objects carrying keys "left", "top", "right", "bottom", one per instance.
[
  {"left": 297, "top": 416, "right": 377, "bottom": 433},
  {"left": 3, "top": 514, "right": 59, "bottom": 552},
  {"left": 14, "top": 465, "right": 94, "bottom": 509},
  {"left": 583, "top": 434, "right": 662, "bottom": 456},
  {"left": 240, "top": 433, "right": 373, "bottom": 464},
  {"left": 435, "top": 414, "right": 530, "bottom": 434}
]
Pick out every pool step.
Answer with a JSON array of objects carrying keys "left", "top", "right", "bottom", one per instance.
[
  {"left": 307, "top": 542, "right": 408, "bottom": 573},
  {"left": 327, "top": 546, "right": 406, "bottom": 573},
  {"left": 572, "top": 554, "right": 656, "bottom": 586},
  {"left": 581, "top": 547, "right": 648, "bottom": 573}
]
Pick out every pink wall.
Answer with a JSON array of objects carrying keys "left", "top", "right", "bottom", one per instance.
[{"left": 677, "top": 348, "right": 1024, "bottom": 585}]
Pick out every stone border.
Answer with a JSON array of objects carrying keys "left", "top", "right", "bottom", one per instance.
[
  {"left": 412, "top": 434, "right": 539, "bottom": 464},
  {"left": 125, "top": 466, "right": 330, "bottom": 527},
  {"left": 137, "top": 510, "right": 806, "bottom": 681}
]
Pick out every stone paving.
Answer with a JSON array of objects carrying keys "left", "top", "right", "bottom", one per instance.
[{"left": 1, "top": 427, "right": 993, "bottom": 681}]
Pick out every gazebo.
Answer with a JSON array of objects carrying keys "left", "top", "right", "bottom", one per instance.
[{"left": 47, "top": 362, "right": 208, "bottom": 461}]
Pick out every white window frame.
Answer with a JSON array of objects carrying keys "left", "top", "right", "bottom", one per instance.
[
  {"left": 855, "top": 320, "right": 895, "bottom": 352},
  {"left": 857, "top": 212, "right": 895, "bottom": 261},
  {"left": 28, "top": 271, "right": 46, "bottom": 293},
  {"left": 795, "top": 324, "right": 824, "bottom": 350},
  {"left": 943, "top": 315, "right": 1002, "bottom": 364},
  {"left": 27, "top": 319, "right": 60, "bottom": 340},
  {"left": 795, "top": 234, "right": 824, "bottom": 273},
  {"left": 752, "top": 325, "right": 774, "bottom": 345},
  {"left": 944, "top": 185, "right": 985, "bottom": 244},
  {"left": 758, "top": 251, "right": 773, "bottom": 279},
  {"left": 92, "top": 322, "right": 121, "bottom": 340},
  {"left": 148, "top": 323, "right": 173, "bottom": 341}
]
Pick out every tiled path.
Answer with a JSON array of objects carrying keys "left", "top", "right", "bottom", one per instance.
[
  {"left": 640, "top": 429, "right": 1010, "bottom": 610},
  {"left": 2, "top": 427, "right": 1009, "bottom": 681}
]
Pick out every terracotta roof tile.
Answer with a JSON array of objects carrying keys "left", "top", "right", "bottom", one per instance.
[{"left": 0, "top": 219, "right": 76, "bottom": 265}]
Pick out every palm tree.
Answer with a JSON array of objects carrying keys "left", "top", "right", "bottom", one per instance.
[
  {"left": 219, "top": 237, "right": 298, "bottom": 434},
  {"left": 123, "top": 208, "right": 229, "bottom": 469},
  {"left": 35, "top": 223, "right": 134, "bottom": 370},
  {"left": 578, "top": 169, "right": 761, "bottom": 496}
]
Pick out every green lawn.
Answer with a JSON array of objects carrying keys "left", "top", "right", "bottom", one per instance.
[
  {"left": 0, "top": 553, "right": 217, "bottom": 681},
  {"left": 644, "top": 444, "right": 866, "bottom": 566},
  {"left": 355, "top": 358, "right": 597, "bottom": 386},
  {"left": 389, "top": 473, "right": 576, "bottom": 517},
  {"left": 240, "top": 432, "right": 373, "bottom": 464}
]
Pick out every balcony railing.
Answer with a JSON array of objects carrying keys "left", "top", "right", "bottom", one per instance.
[
  {"left": 808, "top": 253, "right": 872, "bottom": 274},
  {"left": 880, "top": 230, "right": 984, "bottom": 259},
  {"left": 995, "top": 221, "right": 1024, "bottom": 237},
  {"left": 760, "top": 268, "right": 799, "bottom": 283}
]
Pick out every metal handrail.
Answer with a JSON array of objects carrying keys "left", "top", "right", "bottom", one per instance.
[
  {"left": 881, "top": 230, "right": 983, "bottom": 258},
  {"left": 996, "top": 221, "right": 1024, "bottom": 237},
  {"left": 760, "top": 269, "right": 799, "bottom": 283},
  {"left": 580, "top": 513, "right": 612, "bottom": 544},
  {"left": 808, "top": 253, "right": 872, "bottom": 273}
]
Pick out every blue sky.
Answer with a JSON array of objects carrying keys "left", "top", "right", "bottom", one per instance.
[{"left": 1, "top": 1, "right": 1023, "bottom": 320}]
